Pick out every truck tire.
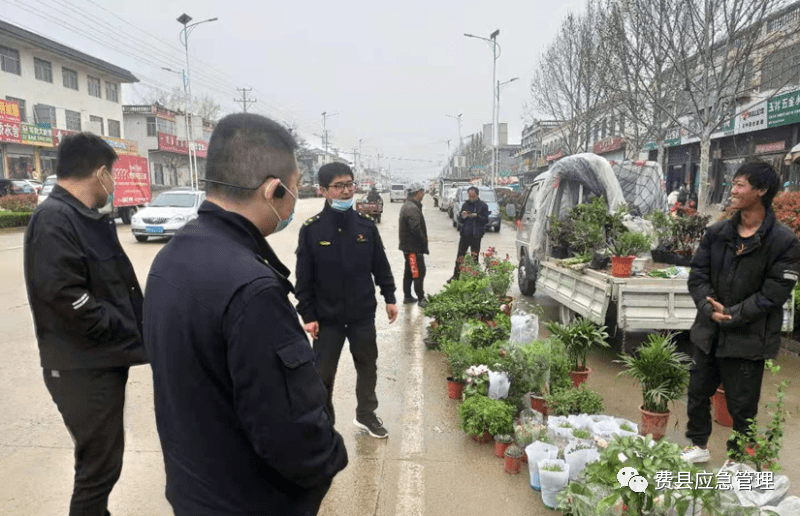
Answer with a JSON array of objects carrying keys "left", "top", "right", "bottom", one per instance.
[
  {"left": 559, "top": 304, "right": 578, "bottom": 325},
  {"left": 495, "top": 224, "right": 501, "bottom": 234},
  {"left": 375, "top": 214, "right": 381, "bottom": 223},
  {"left": 135, "top": 235, "right": 148, "bottom": 242},
  {"left": 452, "top": 219, "right": 457, "bottom": 228},
  {"left": 518, "top": 256, "right": 537, "bottom": 296},
  {"left": 119, "top": 207, "right": 133, "bottom": 225}
]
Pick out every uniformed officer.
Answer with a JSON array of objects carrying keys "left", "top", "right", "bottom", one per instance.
[
  {"left": 143, "top": 114, "right": 347, "bottom": 516},
  {"left": 296, "top": 162, "right": 398, "bottom": 438}
]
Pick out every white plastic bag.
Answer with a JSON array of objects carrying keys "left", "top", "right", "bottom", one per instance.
[
  {"left": 771, "top": 496, "right": 800, "bottom": 516},
  {"left": 511, "top": 314, "right": 539, "bottom": 344},
  {"left": 591, "top": 418, "right": 621, "bottom": 439},
  {"left": 539, "top": 459, "right": 570, "bottom": 509},
  {"left": 564, "top": 439, "right": 600, "bottom": 481},
  {"left": 570, "top": 414, "right": 594, "bottom": 431},
  {"left": 613, "top": 417, "right": 639, "bottom": 437},
  {"left": 719, "top": 462, "right": 790, "bottom": 508},
  {"left": 526, "top": 441, "right": 558, "bottom": 491},
  {"left": 487, "top": 370, "right": 510, "bottom": 399}
]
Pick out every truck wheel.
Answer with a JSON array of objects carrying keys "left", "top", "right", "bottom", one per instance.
[
  {"left": 119, "top": 207, "right": 133, "bottom": 225},
  {"left": 452, "top": 219, "right": 457, "bottom": 228},
  {"left": 375, "top": 215, "right": 381, "bottom": 223},
  {"left": 135, "top": 235, "right": 148, "bottom": 242},
  {"left": 495, "top": 224, "right": 501, "bottom": 234},
  {"left": 518, "top": 257, "right": 537, "bottom": 296},
  {"left": 559, "top": 304, "right": 578, "bottom": 325}
]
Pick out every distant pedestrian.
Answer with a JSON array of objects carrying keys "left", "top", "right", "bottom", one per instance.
[
  {"left": 23, "top": 133, "right": 148, "bottom": 516},
  {"left": 367, "top": 186, "right": 381, "bottom": 203},
  {"left": 295, "top": 162, "right": 398, "bottom": 438},
  {"left": 682, "top": 161, "right": 800, "bottom": 468},
  {"left": 144, "top": 114, "right": 347, "bottom": 516},
  {"left": 451, "top": 186, "right": 489, "bottom": 280},
  {"left": 399, "top": 182, "right": 429, "bottom": 307}
]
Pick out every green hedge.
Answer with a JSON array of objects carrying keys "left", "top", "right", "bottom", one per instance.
[{"left": 0, "top": 211, "right": 33, "bottom": 228}]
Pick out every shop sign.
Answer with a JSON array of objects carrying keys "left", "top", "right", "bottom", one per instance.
[
  {"left": 0, "top": 99, "right": 21, "bottom": 143},
  {"left": 767, "top": 89, "right": 800, "bottom": 128},
  {"left": 158, "top": 133, "right": 189, "bottom": 154},
  {"left": 736, "top": 102, "right": 767, "bottom": 134},
  {"left": 546, "top": 150, "right": 563, "bottom": 161},
  {"left": 54, "top": 129, "right": 79, "bottom": 146},
  {"left": 755, "top": 141, "right": 786, "bottom": 154},
  {"left": 192, "top": 140, "right": 208, "bottom": 158},
  {"left": 103, "top": 136, "right": 139, "bottom": 156},
  {"left": 20, "top": 123, "right": 54, "bottom": 147},
  {"left": 593, "top": 136, "right": 624, "bottom": 155},
  {"left": 155, "top": 107, "right": 177, "bottom": 121}
]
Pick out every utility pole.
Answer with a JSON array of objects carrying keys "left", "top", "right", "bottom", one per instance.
[
  {"left": 352, "top": 148, "right": 358, "bottom": 178},
  {"left": 321, "top": 111, "right": 338, "bottom": 163},
  {"left": 234, "top": 88, "right": 257, "bottom": 113}
]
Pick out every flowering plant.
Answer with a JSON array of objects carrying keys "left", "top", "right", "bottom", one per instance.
[
  {"left": 482, "top": 247, "right": 516, "bottom": 297},
  {"left": 464, "top": 364, "right": 490, "bottom": 399}
]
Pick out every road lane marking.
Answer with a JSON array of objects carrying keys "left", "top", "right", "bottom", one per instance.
[
  {"left": 0, "top": 246, "right": 22, "bottom": 251},
  {"left": 396, "top": 322, "right": 425, "bottom": 515}
]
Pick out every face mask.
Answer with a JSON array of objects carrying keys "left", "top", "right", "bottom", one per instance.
[
  {"left": 268, "top": 180, "right": 296, "bottom": 233},
  {"left": 97, "top": 168, "right": 113, "bottom": 207},
  {"left": 331, "top": 197, "right": 355, "bottom": 212}
]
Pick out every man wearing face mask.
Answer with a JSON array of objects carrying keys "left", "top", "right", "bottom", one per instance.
[
  {"left": 295, "top": 162, "right": 398, "bottom": 438},
  {"left": 143, "top": 114, "right": 347, "bottom": 516},
  {"left": 24, "top": 133, "right": 148, "bottom": 516}
]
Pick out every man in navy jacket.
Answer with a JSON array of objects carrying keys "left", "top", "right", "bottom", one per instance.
[
  {"left": 144, "top": 114, "right": 347, "bottom": 516},
  {"left": 452, "top": 186, "right": 489, "bottom": 279}
]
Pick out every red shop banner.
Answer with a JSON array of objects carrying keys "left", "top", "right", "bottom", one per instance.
[
  {"left": 158, "top": 132, "right": 189, "bottom": 154},
  {"left": 113, "top": 155, "right": 151, "bottom": 207},
  {"left": 0, "top": 99, "right": 22, "bottom": 143},
  {"left": 193, "top": 140, "right": 208, "bottom": 158}
]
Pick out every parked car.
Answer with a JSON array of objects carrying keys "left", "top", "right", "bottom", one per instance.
[
  {"left": 0, "top": 178, "right": 36, "bottom": 197},
  {"left": 451, "top": 186, "right": 501, "bottom": 232},
  {"left": 389, "top": 183, "right": 407, "bottom": 203},
  {"left": 130, "top": 189, "right": 206, "bottom": 242},
  {"left": 23, "top": 179, "right": 43, "bottom": 194},
  {"left": 37, "top": 175, "right": 58, "bottom": 205}
]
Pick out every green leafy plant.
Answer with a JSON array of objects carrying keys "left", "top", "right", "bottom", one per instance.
[
  {"left": 541, "top": 462, "right": 565, "bottom": 472},
  {"left": 482, "top": 247, "right": 517, "bottom": 297},
  {"left": 0, "top": 193, "right": 37, "bottom": 212},
  {"left": 548, "top": 214, "right": 574, "bottom": 251},
  {"left": 463, "top": 364, "right": 491, "bottom": 399},
  {"left": 559, "top": 422, "right": 573, "bottom": 428},
  {"left": 518, "top": 339, "right": 552, "bottom": 396},
  {"left": 545, "top": 318, "right": 610, "bottom": 372},
  {"left": 458, "top": 395, "right": 515, "bottom": 437},
  {"left": 620, "top": 423, "right": 634, "bottom": 432},
  {"left": 0, "top": 211, "right": 33, "bottom": 228},
  {"left": 615, "top": 333, "right": 691, "bottom": 414},
  {"left": 609, "top": 231, "right": 651, "bottom": 257},
  {"left": 548, "top": 339, "right": 574, "bottom": 394},
  {"left": 545, "top": 386, "right": 605, "bottom": 415},
  {"left": 572, "top": 428, "right": 592, "bottom": 440},
  {"left": 440, "top": 340, "right": 473, "bottom": 382},
  {"left": 494, "top": 433, "right": 514, "bottom": 444}
]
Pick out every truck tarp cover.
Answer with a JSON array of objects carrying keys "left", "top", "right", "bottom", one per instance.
[
  {"left": 530, "top": 153, "right": 627, "bottom": 260},
  {"left": 611, "top": 161, "right": 667, "bottom": 217}
]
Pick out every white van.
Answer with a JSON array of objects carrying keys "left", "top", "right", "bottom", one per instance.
[{"left": 389, "top": 184, "right": 406, "bottom": 203}]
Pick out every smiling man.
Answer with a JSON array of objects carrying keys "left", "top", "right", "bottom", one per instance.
[
  {"left": 682, "top": 161, "right": 800, "bottom": 468},
  {"left": 295, "top": 162, "right": 397, "bottom": 438}
]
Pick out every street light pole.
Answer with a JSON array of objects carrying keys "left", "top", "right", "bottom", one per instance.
[
  {"left": 321, "top": 111, "right": 338, "bottom": 163},
  {"left": 162, "top": 67, "right": 192, "bottom": 187},
  {"left": 177, "top": 13, "right": 217, "bottom": 191},
  {"left": 446, "top": 113, "right": 463, "bottom": 177},
  {"left": 464, "top": 29, "right": 500, "bottom": 187},
  {"left": 495, "top": 77, "right": 518, "bottom": 184}
]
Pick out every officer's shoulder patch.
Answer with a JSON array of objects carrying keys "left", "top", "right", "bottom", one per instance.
[
  {"left": 357, "top": 211, "right": 374, "bottom": 222},
  {"left": 304, "top": 215, "right": 321, "bottom": 226}
]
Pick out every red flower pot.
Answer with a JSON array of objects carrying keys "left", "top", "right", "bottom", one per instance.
[
  {"left": 471, "top": 430, "right": 492, "bottom": 443},
  {"left": 447, "top": 377, "right": 465, "bottom": 400},
  {"left": 494, "top": 440, "right": 511, "bottom": 458},
  {"left": 611, "top": 255, "right": 636, "bottom": 278},
  {"left": 712, "top": 388, "right": 733, "bottom": 427},
  {"left": 569, "top": 368, "right": 592, "bottom": 388},
  {"left": 639, "top": 405, "right": 670, "bottom": 441},
  {"left": 505, "top": 455, "right": 523, "bottom": 475},
  {"left": 530, "top": 393, "right": 549, "bottom": 417}
]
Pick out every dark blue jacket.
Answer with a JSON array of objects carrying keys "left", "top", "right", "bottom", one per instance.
[
  {"left": 458, "top": 198, "right": 490, "bottom": 238},
  {"left": 144, "top": 201, "right": 347, "bottom": 516}
]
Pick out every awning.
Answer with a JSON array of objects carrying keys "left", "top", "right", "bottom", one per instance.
[{"left": 784, "top": 143, "right": 800, "bottom": 165}]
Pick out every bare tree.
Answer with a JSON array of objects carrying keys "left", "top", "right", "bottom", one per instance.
[
  {"left": 193, "top": 93, "right": 221, "bottom": 123},
  {"left": 136, "top": 88, "right": 222, "bottom": 122}
]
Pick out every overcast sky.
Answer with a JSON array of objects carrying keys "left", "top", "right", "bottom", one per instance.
[{"left": 2, "top": 0, "right": 588, "bottom": 181}]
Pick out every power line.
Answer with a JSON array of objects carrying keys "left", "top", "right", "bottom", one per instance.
[{"left": 234, "top": 88, "right": 257, "bottom": 113}]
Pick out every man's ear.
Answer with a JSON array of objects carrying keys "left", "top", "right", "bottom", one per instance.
[{"left": 262, "top": 178, "right": 280, "bottom": 201}]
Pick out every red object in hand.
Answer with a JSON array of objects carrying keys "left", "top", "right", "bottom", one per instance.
[{"left": 408, "top": 253, "right": 419, "bottom": 279}]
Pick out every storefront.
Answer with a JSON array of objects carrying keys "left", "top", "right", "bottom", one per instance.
[
  {"left": 5, "top": 144, "right": 35, "bottom": 180},
  {"left": 593, "top": 136, "right": 626, "bottom": 163}
]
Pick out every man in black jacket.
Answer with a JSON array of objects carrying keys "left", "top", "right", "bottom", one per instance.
[
  {"left": 24, "top": 133, "right": 148, "bottom": 516},
  {"left": 682, "top": 161, "right": 800, "bottom": 467},
  {"left": 399, "top": 183, "right": 429, "bottom": 307},
  {"left": 452, "top": 186, "right": 490, "bottom": 279},
  {"left": 296, "top": 162, "right": 397, "bottom": 438},
  {"left": 144, "top": 114, "right": 347, "bottom": 516}
]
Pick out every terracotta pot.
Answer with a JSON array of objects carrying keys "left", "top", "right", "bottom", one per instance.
[
  {"left": 569, "top": 368, "right": 592, "bottom": 388},
  {"left": 505, "top": 455, "right": 523, "bottom": 475},
  {"left": 494, "top": 440, "right": 511, "bottom": 458},
  {"left": 611, "top": 255, "right": 636, "bottom": 278},
  {"left": 639, "top": 405, "right": 670, "bottom": 441},
  {"left": 521, "top": 451, "right": 528, "bottom": 464},
  {"left": 712, "top": 388, "right": 733, "bottom": 427},
  {"left": 530, "top": 393, "right": 549, "bottom": 417},
  {"left": 471, "top": 430, "right": 492, "bottom": 443},
  {"left": 447, "top": 378, "right": 465, "bottom": 400}
]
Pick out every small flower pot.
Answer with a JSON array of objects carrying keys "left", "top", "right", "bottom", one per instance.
[
  {"left": 423, "top": 337, "right": 439, "bottom": 351},
  {"left": 471, "top": 430, "right": 492, "bottom": 443},
  {"left": 494, "top": 440, "right": 511, "bottom": 458},
  {"left": 569, "top": 367, "right": 592, "bottom": 388},
  {"left": 447, "top": 377, "right": 465, "bottom": 400},
  {"left": 505, "top": 454, "right": 523, "bottom": 475},
  {"left": 639, "top": 405, "right": 670, "bottom": 441},
  {"left": 530, "top": 393, "right": 549, "bottom": 417},
  {"left": 590, "top": 252, "right": 610, "bottom": 270},
  {"left": 712, "top": 388, "right": 733, "bottom": 427},
  {"left": 611, "top": 255, "right": 636, "bottom": 278}
]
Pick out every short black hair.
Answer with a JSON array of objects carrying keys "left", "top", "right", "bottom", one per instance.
[
  {"left": 468, "top": 186, "right": 479, "bottom": 195},
  {"left": 56, "top": 133, "right": 118, "bottom": 180},
  {"left": 733, "top": 160, "right": 780, "bottom": 209},
  {"left": 204, "top": 113, "right": 298, "bottom": 202},
  {"left": 317, "top": 162, "right": 353, "bottom": 188}
]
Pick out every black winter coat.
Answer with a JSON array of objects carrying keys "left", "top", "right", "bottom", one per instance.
[
  {"left": 23, "top": 185, "right": 147, "bottom": 370},
  {"left": 398, "top": 199, "right": 428, "bottom": 254},
  {"left": 458, "top": 199, "right": 489, "bottom": 238},
  {"left": 688, "top": 209, "right": 800, "bottom": 360}
]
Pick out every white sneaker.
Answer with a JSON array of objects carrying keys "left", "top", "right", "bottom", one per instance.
[{"left": 681, "top": 445, "right": 711, "bottom": 464}]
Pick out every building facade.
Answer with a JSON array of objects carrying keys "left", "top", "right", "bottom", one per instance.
[{"left": 0, "top": 20, "right": 138, "bottom": 180}]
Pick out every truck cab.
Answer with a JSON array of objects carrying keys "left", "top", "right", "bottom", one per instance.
[{"left": 515, "top": 172, "right": 551, "bottom": 296}]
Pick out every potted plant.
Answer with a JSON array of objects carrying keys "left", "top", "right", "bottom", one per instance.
[
  {"left": 538, "top": 459, "right": 570, "bottom": 510},
  {"left": 458, "top": 395, "right": 514, "bottom": 443},
  {"left": 440, "top": 340, "right": 471, "bottom": 399},
  {"left": 463, "top": 364, "right": 490, "bottom": 399},
  {"left": 616, "top": 333, "right": 691, "bottom": 440},
  {"left": 519, "top": 339, "right": 552, "bottom": 416},
  {"left": 609, "top": 231, "right": 651, "bottom": 278},
  {"left": 545, "top": 318, "right": 610, "bottom": 387},
  {"left": 548, "top": 214, "right": 574, "bottom": 258},
  {"left": 544, "top": 386, "right": 605, "bottom": 416},
  {"left": 482, "top": 247, "right": 517, "bottom": 299},
  {"left": 504, "top": 444, "right": 525, "bottom": 475},
  {"left": 494, "top": 433, "right": 514, "bottom": 459}
]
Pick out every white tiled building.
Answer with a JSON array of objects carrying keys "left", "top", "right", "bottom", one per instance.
[{"left": 0, "top": 20, "right": 138, "bottom": 180}]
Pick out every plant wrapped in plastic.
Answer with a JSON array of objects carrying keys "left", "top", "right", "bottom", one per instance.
[{"left": 458, "top": 395, "right": 515, "bottom": 438}]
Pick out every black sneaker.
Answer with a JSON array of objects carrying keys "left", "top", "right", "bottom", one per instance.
[
  {"left": 403, "top": 297, "right": 418, "bottom": 304},
  {"left": 417, "top": 298, "right": 428, "bottom": 308},
  {"left": 354, "top": 414, "right": 389, "bottom": 439}
]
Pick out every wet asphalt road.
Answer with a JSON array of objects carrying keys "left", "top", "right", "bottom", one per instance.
[{"left": 1, "top": 195, "right": 798, "bottom": 515}]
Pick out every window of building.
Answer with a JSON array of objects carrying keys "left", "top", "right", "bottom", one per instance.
[
  {"left": 6, "top": 97, "right": 26, "bottom": 122},
  {"left": 34, "top": 58, "right": 53, "bottom": 83},
  {"left": 88, "top": 76, "right": 101, "bottom": 98},
  {"left": 156, "top": 117, "right": 177, "bottom": 135},
  {"left": 0, "top": 45, "right": 21, "bottom": 75},
  {"left": 154, "top": 163, "right": 164, "bottom": 185},
  {"left": 65, "top": 110, "right": 81, "bottom": 131},
  {"left": 768, "top": 7, "right": 799, "bottom": 32},
  {"left": 106, "top": 82, "right": 119, "bottom": 103},
  {"left": 63, "top": 67, "right": 79, "bottom": 90},
  {"left": 33, "top": 104, "right": 56, "bottom": 126},
  {"left": 762, "top": 42, "right": 800, "bottom": 91},
  {"left": 90, "top": 115, "right": 104, "bottom": 135},
  {"left": 108, "top": 119, "right": 121, "bottom": 138},
  {"left": 146, "top": 116, "right": 157, "bottom": 137}
]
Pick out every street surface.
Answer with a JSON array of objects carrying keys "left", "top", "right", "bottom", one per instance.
[{"left": 1, "top": 196, "right": 799, "bottom": 515}]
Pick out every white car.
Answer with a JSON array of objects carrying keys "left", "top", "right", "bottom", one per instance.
[
  {"left": 389, "top": 184, "right": 407, "bottom": 203},
  {"left": 37, "top": 175, "right": 58, "bottom": 205},
  {"left": 131, "top": 188, "right": 206, "bottom": 242}
]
